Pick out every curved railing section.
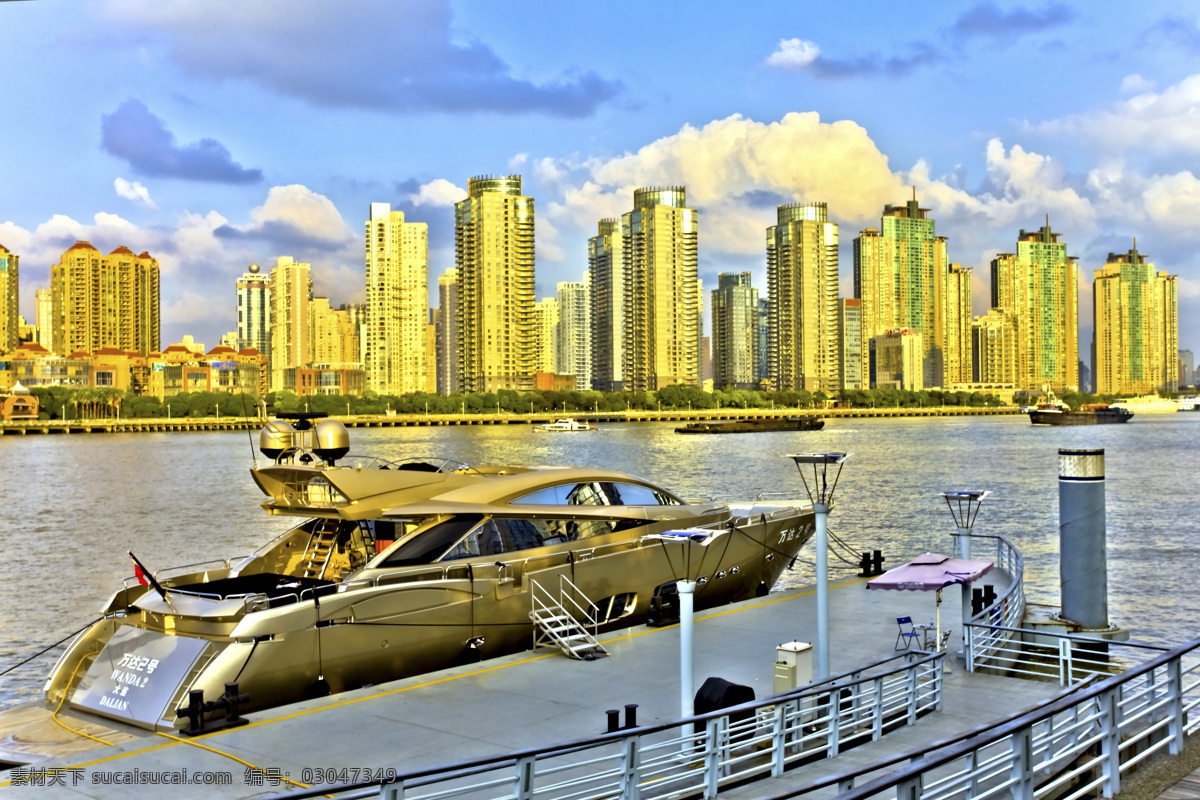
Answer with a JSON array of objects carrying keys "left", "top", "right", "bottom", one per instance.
[{"left": 958, "top": 532, "right": 1026, "bottom": 673}]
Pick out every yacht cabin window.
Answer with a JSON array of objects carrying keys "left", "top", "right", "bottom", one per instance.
[
  {"left": 441, "top": 516, "right": 617, "bottom": 561},
  {"left": 511, "top": 481, "right": 680, "bottom": 507}
]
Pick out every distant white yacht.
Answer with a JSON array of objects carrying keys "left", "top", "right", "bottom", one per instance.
[{"left": 1109, "top": 395, "right": 1178, "bottom": 413}]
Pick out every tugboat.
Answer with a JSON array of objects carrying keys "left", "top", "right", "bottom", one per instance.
[
  {"left": 675, "top": 416, "right": 825, "bottom": 434},
  {"left": 1, "top": 413, "right": 816, "bottom": 754}
]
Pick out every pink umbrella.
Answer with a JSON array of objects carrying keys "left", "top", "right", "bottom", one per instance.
[{"left": 867, "top": 553, "right": 994, "bottom": 651}]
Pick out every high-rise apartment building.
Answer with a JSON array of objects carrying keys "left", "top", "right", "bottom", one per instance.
[
  {"left": 35, "top": 287, "right": 53, "bottom": 353},
  {"left": 436, "top": 269, "right": 458, "bottom": 395},
  {"left": 269, "top": 256, "right": 313, "bottom": 393},
  {"left": 236, "top": 263, "right": 271, "bottom": 358},
  {"left": 557, "top": 277, "right": 591, "bottom": 388},
  {"left": 991, "top": 222, "right": 1079, "bottom": 392},
  {"left": 1180, "top": 349, "right": 1194, "bottom": 390},
  {"left": 711, "top": 272, "right": 759, "bottom": 389},
  {"left": 51, "top": 241, "right": 159, "bottom": 357},
  {"left": 588, "top": 218, "right": 626, "bottom": 391},
  {"left": 1093, "top": 246, "right": 1177, "bottom": 395},
  {"left": 972, "top": 308, "right": 1018, "bottom": 385},
  {"left": 944, "top": 263, "right": 974, "bottom": 386},
  {"left": 365, "top": 203, "right": 430, "bottom": 395},
  {"left": 0, "top": 243, "right": 18, "bottom": 354},
  {"left": 756, "top": 298, "right": 770, "bottom": 387},
  {"left": 534, "top": 297, "right": 559, "bottom": 375},
  {"left": 837, "top": 298, "right": 863, "bottom": 391},
  {"left": 454, "top": 176, "right": 535, "bottom": 392},
  {"left": 622, "top": 187, "right": 699, "bottom": 391},
  {"left": 767, "top": 202, "right": 839, "bottom": 394},
  {"left": 854, "top": 196, "right": 948, "bottom": 388},
  {"left": 345, "top": 303, "right": 368, "bottom": 367}
]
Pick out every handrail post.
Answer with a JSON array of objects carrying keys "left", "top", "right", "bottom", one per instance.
[
  {"left": 618, "top": 733, "right": 641, "bottom": 800},
  {"left": 771, "top": 702, "right": 787, "bottom": 777},
  {"left": 704, "top": 717, "right": 722, "bottom": 797},
  {"left": 873, "top": 677, "right": 884, "bottom": 740},
  {"left": 828, "top": 688, "right": 842, "bottom": 756},
  {"left": 897, "top": 774, "right": 923, "bottom": 800},
  {"left": 380, "top": 779, "right": 405, "bottom": 799},
  {"left": 1059, "top": 637, "right": 1070, "bottom": 686},
  {"left": 1010, "top": 725, "right": 1034, "bottom": 800},
  {"left": 1100, "top": 687, "right": 1122, "bottom": 797},
  {"left": 1168, "top": 657, "right": 1185, "bottom": 755},
  {"left": 907, "top": 665, "right": 919, "bottom": 726},
  {"left": 514, "top": 755, "right": 535, "bottom": 800}
]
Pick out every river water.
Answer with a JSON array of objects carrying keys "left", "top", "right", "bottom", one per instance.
[{"left": 2, "top": 413, "right": 1198, "bottom": 708}]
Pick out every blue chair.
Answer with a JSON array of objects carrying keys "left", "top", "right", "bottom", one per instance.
[{"left": 895, "top": 616, "right": 921, "bottom": 650}]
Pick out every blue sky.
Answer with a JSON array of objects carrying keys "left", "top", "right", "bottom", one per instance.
[{"left": 4, "top": 0, "right": 1200, "bottom": 360}]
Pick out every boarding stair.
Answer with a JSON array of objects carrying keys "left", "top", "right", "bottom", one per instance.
[
  {"left": 530, "top": 577, "right": 608, "bottom": 660},
  {"left": 299, "top": 520, "right": 340, "bottom": 579}
]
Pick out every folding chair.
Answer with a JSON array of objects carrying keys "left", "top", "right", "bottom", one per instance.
[
  {"left": 936, "top": 629, "right": 953, "bottom": 651},
  {"left": 895, "top": 616, "right": 921, "bottom": 650}
]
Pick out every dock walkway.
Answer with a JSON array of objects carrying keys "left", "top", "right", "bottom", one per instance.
[{"left": 0, "top": 574, "right": 1066, "bottom": 798}]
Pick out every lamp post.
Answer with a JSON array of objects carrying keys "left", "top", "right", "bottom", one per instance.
[
  {"left": 215, "top": 403, "right": 219, "bottom": 420},
  {"left": 788, "top": 452, "right": 851, "bottom": 681},
  {"left": 942, "top": 490, "right": 990, "bottom": 561},
  {"left": 167, "top": 404, "right": 171, "bottom": 420}
]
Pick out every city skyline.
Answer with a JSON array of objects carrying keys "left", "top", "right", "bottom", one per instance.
[{"left": 2, "top": 1, "right": 1200, "bottom": 354}]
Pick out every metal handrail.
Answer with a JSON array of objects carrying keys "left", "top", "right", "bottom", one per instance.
[{"left": 262, "top": 650, "right": 944, "bottom": 800}]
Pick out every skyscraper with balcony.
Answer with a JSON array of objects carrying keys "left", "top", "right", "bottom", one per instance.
[
  {"left": 436, "top": 268, "right": 458, "bottom": 395},
  {"left": 557, "top": 277, "right": 591, "bottom": 388},
  {"left": 854, "top": 195, "right": 948, "bottom": 389},
  {"left": 0, "top": 243, "right": 18, "bottom": 354},
  {"left": 534, "top": 297, "right": 559, "bottom": 375},
  {"left": 837, "top": 298, "right": 863, "bottom": 391},
  {"left": 944, "top": 263, "right": 974, "bottom": 387},
  {"left": 365, "top": 203, "right": 430, "bottom": 395},
  {"left": 236, "top": 263, "right": 271, "bottom": 357},
  {"left": 711, "top": 272, "right": 759, "bottom": 389},
  {"left": 1093, "top": 245, "right": 1178, "bottom": 395},
  {"left": 972, "top": 308, "right": 1018, "bottom": 385},
  {"left": 588, "top": 218, "right": 627, "bottom": 391},
  {"left": 622, "top": 187, "right": 698, "bottom": 391},
  {"left": 50, "top": 241, "right": 159, "bottom": 357},
  {"left": 269, "top": 256, "right": 313, "bottom": 393},
  {"left": 455, "top": 175, "right": 535, "bottom": 392},
  {"left": 991, "top": 222, "right": 1079, "bottom": 392},
  {"left": 767, "top": 202, "right": 839, "bottom": 394}
]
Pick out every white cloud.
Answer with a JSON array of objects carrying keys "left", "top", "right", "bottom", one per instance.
[
  {"left": 240, "top": 184, "right": 356, "bottom": 245},
  {"left": 1120, "top": 74, "right": 1154, "bottom": 94},
  {"left": 1028, "top": 73, "right": 1200, "bottom": 156},
  {"left": 765, "top": 38, "right": 821, "bottom": 69},
  {"left": 508, "top": 153, "right": 529, "bottom": 171},
  {"left": 409, "top": 178, "right": 464, "bottom": 207},
  {"left": 114, "top": 178, "right": 156, "bottom": 207}
]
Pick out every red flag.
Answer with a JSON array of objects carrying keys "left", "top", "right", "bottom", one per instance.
[{"left": 134, "top": 563, "right": 148, "bottom": 586}]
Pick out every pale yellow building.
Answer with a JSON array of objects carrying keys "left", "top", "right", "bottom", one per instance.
[
  {"left": 1093, "top": 246, "right": 1178, "bottom": 395},
  {"left": 454, "top": 175, "right": 536, "bottom": 392},
  {"left": 872, "top": 328, "right": 924, "bottom": 391},
  {"left": 972, "top": 308, "right": 1018, "bottom": 385},
  {"left": 622, "top": 187, "right": 699, "bottom": 391},
  {"left": 767, "top": 202, "right": 839, "bottom": 394},
  {"left": 991, "top": 222, "right": 1079, "bottom": 393},
  {"left": 0, "top": 243, "right": 17, "bottom": 354},
  {"left": 35, "top": 287, "right": 53, "bottom": 353},
  {"left": 311, "top": 298, "right": 360, "bottom": 367},
  {"left": 534, "top": 297, "right": 559, "bottom": 375},
  {"left": 364, "top": 203, "right": 430, "bottom": 395},
  {"left": 50, "top": 241, "right": 159, "bottom": 357},
  {"left": 269, "top": 256, "right": 313, "bottom": 393},
  {"left": 944, "top": 263, "right": 974, "bottom": 386}
]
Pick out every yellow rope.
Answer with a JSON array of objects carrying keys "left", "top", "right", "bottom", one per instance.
[
  {"left": 51, "top": 651, "right": 114, "bottom": 747},
  {"left": 154, "top": 730, "right": 313, "bottom": 792}
]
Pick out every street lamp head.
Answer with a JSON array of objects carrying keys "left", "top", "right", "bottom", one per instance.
[
  {"left": 786, "top": 452, "right": 851, "bottom": 507},
  {"left": 942, "top": 489, "right": 990, "bottom": 530}
]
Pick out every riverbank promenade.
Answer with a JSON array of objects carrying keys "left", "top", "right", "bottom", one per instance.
[{"left": 0, "top": 405, "right": 1021, "bottom": 436}]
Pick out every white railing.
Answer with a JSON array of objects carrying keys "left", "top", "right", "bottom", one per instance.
[
  {"left": 262, "top": 651, "right": 945, "bottom": 800},
  {"left": 959, "top": 533, "right": 1026, "bottom": 673},
  {"left": 816, "top": 637, "right": 1200, "bottom": 800}
]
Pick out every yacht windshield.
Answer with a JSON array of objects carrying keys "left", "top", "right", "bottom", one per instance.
[
  {"left": 511, "top": 481, "right": 680, "bottom": 506},
  {"left": 378, "top": 515, "right": 483, "bottom": 567}
]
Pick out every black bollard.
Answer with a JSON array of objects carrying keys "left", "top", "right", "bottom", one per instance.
[
  {"left": 624, "top": 703, "right": 638, "bottom": 729},
  {"left": 606, "top": 709, "right": 620, "bottom": 733}
]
